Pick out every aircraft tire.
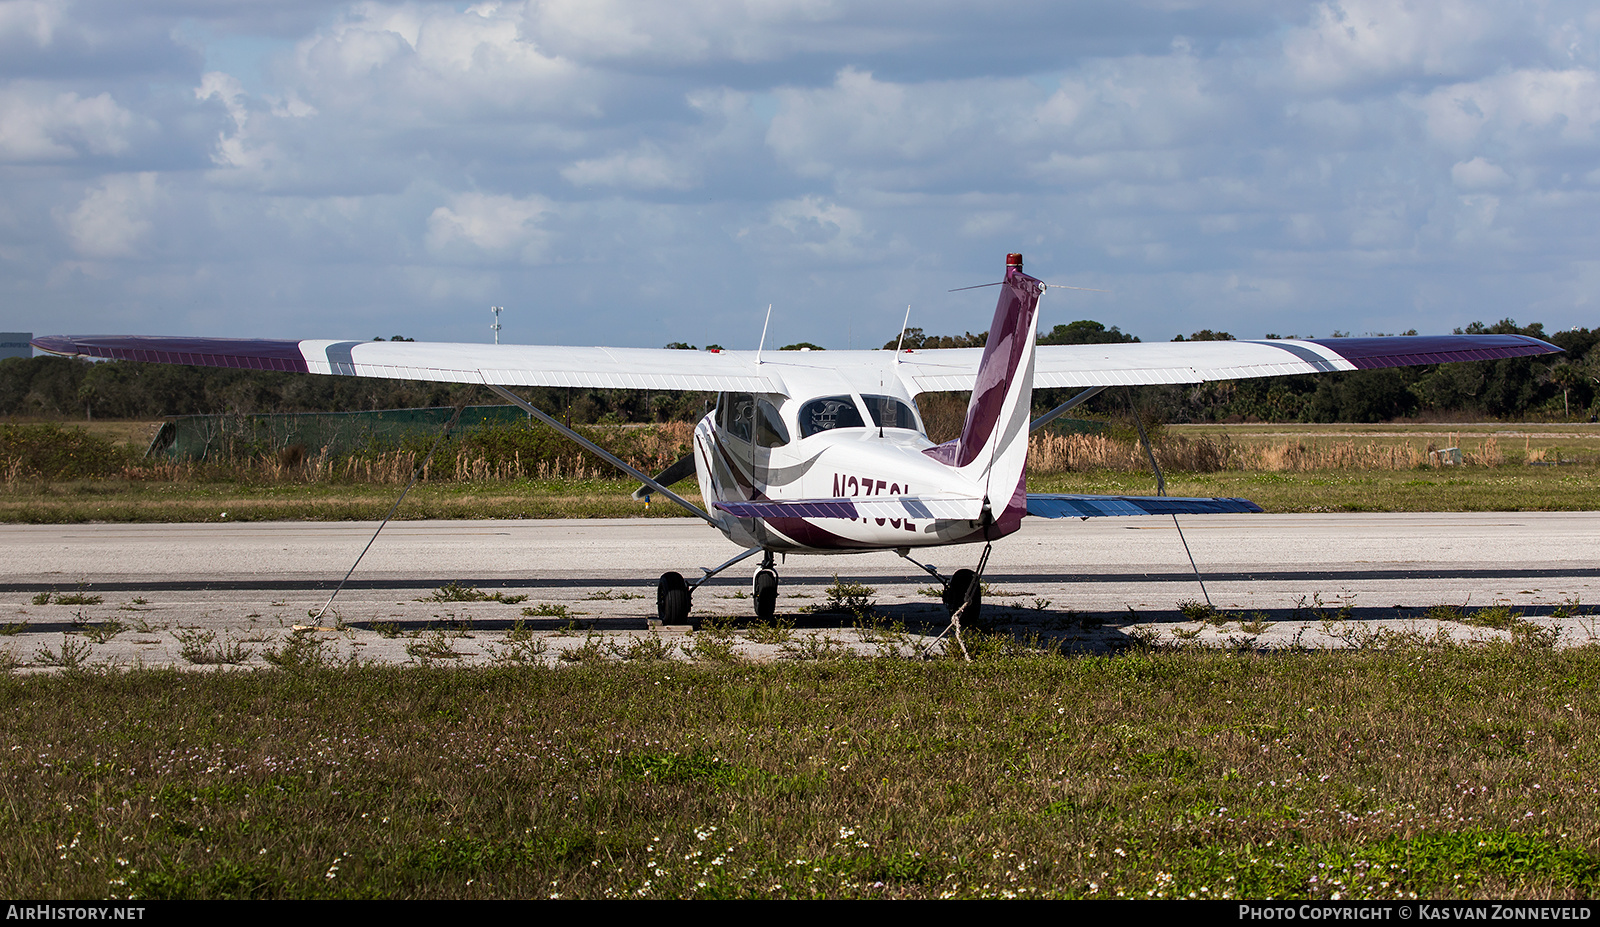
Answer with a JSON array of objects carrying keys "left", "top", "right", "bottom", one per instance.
[
  {"left": 753, "top": 568, "right": 778, "bottom": 622},
  {"left": 943, "top": 569, "right": 982, "bottom": 623},
  {"left": 657, "top": 571, "right": 691, "bottom": 626}
]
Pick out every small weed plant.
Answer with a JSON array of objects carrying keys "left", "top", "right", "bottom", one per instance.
[
  {"left": 406, "top": 630, "right": 464, "bottom": 664},
  {"left": 803, "top": 577, "right": 876, "bottom": 618},
  {"left": 78, "top": 619, "right": 127, "bottom": 644},
  {"left": 261, "top": 631, "right": 330, "bottom": 671},
  {"left": 523, "top": 603, "right": 574, "bottom": 620},
  {"left": 745, "top": 618, "right": 794, "bottom": 645},
  {"left": 425, "top": 583, "right": 527, "bottom": 605},
  {"left": 611, "top": 633, "right": 676, "bottom": 662},
  {"left": 32, "top": 635, "right": 94, "bottom": 670},
  {"left": 558, "top": 633, "right": 609, "bottom": 664},
  {"left": 176, "top": 629, "right": 254, "bottom": 666},
  {"left": 684, "top": 633, "right": 741, "bottom": 663},
  {"left": 487, "top": 630, "right": 549, "bottom": 665}
]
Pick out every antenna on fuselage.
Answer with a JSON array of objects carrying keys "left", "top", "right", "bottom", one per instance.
[
  {"left": 756, "top": 303, "right": 772, "bottom": 366},
  {"left": 894, "top": 304, "right": 911, "bottom": 362}
]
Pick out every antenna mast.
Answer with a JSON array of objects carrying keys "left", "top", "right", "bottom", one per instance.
[{"left": 490, "top": 306, "right": 503, "bottom": 344}]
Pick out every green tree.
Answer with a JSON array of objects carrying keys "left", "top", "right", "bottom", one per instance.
[
  {"left": 883, "top": 328, "right": 987, "bottom": 350},
  {"left": 1038, "top": 320, "right": 1139, "bottom": 345}
]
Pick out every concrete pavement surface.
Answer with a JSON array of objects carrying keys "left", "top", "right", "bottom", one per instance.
[{"left": 1, "top": 513, "right": 1596, "bottom": 668}]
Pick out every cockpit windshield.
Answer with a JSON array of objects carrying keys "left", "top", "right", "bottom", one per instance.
[{"left": 798, "top": 395, "right": 866, "bottom": 438}]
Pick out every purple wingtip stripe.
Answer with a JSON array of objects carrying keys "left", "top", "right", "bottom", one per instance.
[
  {"left": 1309, "top": 334, "right": 1560, "bottom": 370},
  {"left": 29, "top": 336, "right": 310, "bottom": 374},
  {"left": 713, "top": 500, "right": 860, "bottom": 520}
]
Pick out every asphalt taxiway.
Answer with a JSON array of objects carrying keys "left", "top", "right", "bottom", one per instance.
[{"left": 1, "top": 513, "right": 1595, "bottom": 667}]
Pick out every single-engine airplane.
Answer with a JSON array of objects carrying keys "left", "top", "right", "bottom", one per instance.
[{"left": 33, "top": 254, "right": 1561, "bottom": 626}]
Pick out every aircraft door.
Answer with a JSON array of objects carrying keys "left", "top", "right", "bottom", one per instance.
[{"left": 714, "top": 392, "right": 789, "bottom": 500}]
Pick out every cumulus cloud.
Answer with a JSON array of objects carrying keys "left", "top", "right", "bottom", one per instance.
[
  {"left": 1279, "top": 0, "right": 1547, "bottom": 90},
  {"left": 1451, "top": 156, "right": 1510, "bottom": 189},
  {"left": 60, "top": 172, "right": 159, "bottom": 258},
  {"left": 744, "top": 194, "right": 881, "bottom": 262},
  {"left": 0, "top": 0, "right": 62, "bottom": 49},
  {"left": 523, "top": 0, "right": 880, "bottom": 67},
  {"left": 6, "top": 0, "right": 1600, "bottom": 344},
  {"left": 562, "top": 143, "right": 699, "bottom": 190},
  {"left": 426, "top": 191, "right": 554, "bottom": 263},
  {"left": 0, "top": 85, "right": 141, "bottom": 161},
  {"left": 290, "top": 3, "right": 593, "bottom": 119},
  {"left": 1417, "top": 67, "right": 1600, "bottom": 149}
]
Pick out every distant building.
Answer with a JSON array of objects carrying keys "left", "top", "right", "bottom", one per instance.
[{"left": 0, "top": 334, "right": 31, "bottom": 360}]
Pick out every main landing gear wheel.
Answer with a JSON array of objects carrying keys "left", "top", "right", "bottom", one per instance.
[
  {"left": 753, "top": 568, "right": 778, "bottom": 622},
  {"left": 943, "top": 568, "right": 982, "bottom": 623},
  {"left": 657, "top": 571, "right": 691, "bottom": 627}
]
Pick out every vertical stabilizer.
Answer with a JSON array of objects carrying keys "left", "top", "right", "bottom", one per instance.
[{"left": 934, "top": 254, "right": 1044, "bottom": 530}]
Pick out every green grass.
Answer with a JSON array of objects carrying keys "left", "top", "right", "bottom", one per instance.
[
  {"left": 4, "top": 645, "right": 1600, "bottom": 899},
  {"left": 0, "top": 477, "right": 702, "bottom": 523},
  {"left": 1030, "top": 468, "right": 1600, "bottom": 513},
  {"left": 2, "top": 436, "right": 1598, "bottom": 523},
  {"left": 1171, "top": 421, "right": 1600, "bottom": 461}
]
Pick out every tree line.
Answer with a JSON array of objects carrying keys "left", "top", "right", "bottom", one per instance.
[{"left": 3, "top": 320, "right": 1595, "bottom": 424}]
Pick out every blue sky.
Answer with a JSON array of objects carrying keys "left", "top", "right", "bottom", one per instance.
[{"left": 3, "top": 0, "right": 1597, "bottom": 350}]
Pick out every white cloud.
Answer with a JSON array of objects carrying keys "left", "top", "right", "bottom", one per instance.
[
  {"left": 523, "top": 0, "right": 853, "bottom": 66},
  {"left": 426, "top": 191, "right": 554, "bottom": 263},
  {"left": 562, "top": 143, "right": 698, "bottom": 190},
  {"left": 9, "top": 0, "right": 1600, "bottom": 344},
  {"left": 0, "top": 86, "right": 140, "bottom": 161},
  {"left": 748, "top": 194, "right": 875, "bottom": 261},
  {"left": 291, "top": 2, "right": 592, "bottom": 119},
  {"left": 0, "top": 0, "right": 62, "bottom": 48},
  {"left": 767, "top": 68, "right": 1021, "bottom": 186},
  {"left": 1451, "top": 156, "right": 1510, "bottom": 189},
  {"left": 1283, "top": 0, "right": 1503, "bottom": 89},
  {"left": 1418, "top": 67, "right": 1600, "bottom": 149},
  {"left": 60, "top": 173, "right": 159, "bottom": 258}
]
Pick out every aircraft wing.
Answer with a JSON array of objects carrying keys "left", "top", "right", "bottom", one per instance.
[
  {"left": 1026, "top": 494, "right": 1263, "bottom": 518},
  {"left": 896, "top": 334, "right": 1560, "bottom": 392},
  {"left": 28, "top": 335, "right": 785, "bottom": 394},
  {"left": 31, "top": 332, "right": 1559, "bottom": 396}
]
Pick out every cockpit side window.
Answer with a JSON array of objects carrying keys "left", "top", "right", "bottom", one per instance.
[
  {"left": 717, "top": 392, "right": 790, "bottom": 447},
  {"left": 861, "top": 395, "right": 920, "bottom": 432},
  {"left": 717, "top": 392, "right": 752, "bottom": 441},
  {"left": 798, "top": 395, "right": 866, "bottom": 438}
]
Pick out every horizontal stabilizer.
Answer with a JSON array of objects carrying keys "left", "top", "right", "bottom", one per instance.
[
  {"left": 714, "top": 495, "right": 984, "bottom": 521},
  {"left": 1027, "top": 493, "right": 1263, "bottom": 518}
]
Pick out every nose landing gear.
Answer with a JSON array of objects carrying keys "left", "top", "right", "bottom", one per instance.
[{"left": 753, "top": 550, "right": 778, "bottom": 622}]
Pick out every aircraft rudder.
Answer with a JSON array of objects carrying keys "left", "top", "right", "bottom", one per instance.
[{"left": 952, "top": 253, "right": 1044, "bottom": 486}]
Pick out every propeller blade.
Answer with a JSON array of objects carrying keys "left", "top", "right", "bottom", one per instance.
[{"left": 632, "top": 453, "right": 697, "bottom": 500}]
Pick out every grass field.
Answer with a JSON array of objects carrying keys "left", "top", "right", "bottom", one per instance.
[
  {"left": 3, "top": 644, "right": 1598, "bottom": 900},
  {"left": 5, "top": 420, "right": 1597, "bottom": 901},
  {"left": 3, "top": 419, "right": 1598, "bottom": 522}
]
